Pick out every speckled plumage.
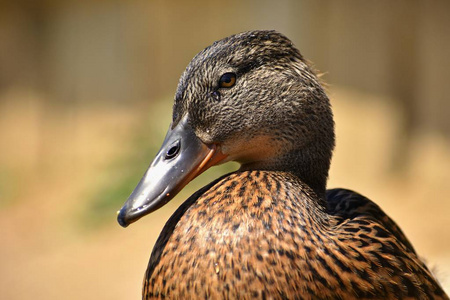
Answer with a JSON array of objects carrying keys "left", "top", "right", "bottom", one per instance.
[
  {"left": 143, "top": 171, "right": 446, "bottom": 299},
  {"left": 121, "top": 31, "right": 448, "bottom": 299}
]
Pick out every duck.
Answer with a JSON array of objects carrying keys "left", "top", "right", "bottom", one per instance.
[{"left": 117, "top": 30, "right": 448, "bottom": 299}]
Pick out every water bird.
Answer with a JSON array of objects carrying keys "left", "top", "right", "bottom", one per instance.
[{"left": 117, "top": 30, "right": 448, "bottom": 299}]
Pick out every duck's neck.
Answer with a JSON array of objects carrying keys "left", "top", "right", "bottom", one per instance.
[
  {"left": 240, "top": 143, "right": 332, "bottom": 200},
  {"left": 288, "top": 146, "right": 331, "bottom": 200}
]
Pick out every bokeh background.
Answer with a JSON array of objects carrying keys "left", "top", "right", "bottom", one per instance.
[{"left": 1, "top": 1, "right": 449, "bottom": 299}]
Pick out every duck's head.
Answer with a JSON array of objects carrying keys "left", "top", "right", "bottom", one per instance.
[{"left": 118, "top": 30, "right": 334, "bottom": 227}]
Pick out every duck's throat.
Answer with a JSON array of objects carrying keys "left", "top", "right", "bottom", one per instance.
[{"left": 239, "top": 146, "right": 331, "bottom": 199}]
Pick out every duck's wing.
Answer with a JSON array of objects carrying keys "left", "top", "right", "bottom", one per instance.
[
  {"left": 326, "top": 188, "right": 416, "bottom": 253},
  {"left": 326, "top": 188, "right": 448, "bottom": 298}
]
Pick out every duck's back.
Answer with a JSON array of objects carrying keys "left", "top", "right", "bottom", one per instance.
[{"left": 143, "top": 171, "right": 447, "bottom": 299}]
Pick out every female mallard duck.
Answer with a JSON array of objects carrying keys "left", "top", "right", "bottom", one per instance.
[{"left": 117, "top": 30, "right": 448, "bottom": 299}]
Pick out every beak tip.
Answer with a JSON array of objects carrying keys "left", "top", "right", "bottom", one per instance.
[{"left": 117, "top": 208, "right": 130, "bottom": 228}]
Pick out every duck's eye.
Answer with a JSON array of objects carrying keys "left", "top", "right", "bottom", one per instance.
[{"left": 219, "top": 73, "right": 236, "bottom": 88}]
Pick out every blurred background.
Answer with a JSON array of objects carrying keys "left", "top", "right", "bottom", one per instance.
[{"left": 1, "top": 0, "right": 449, "bottom": 298}]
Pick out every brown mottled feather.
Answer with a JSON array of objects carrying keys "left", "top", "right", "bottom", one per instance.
[
  {"left": 143, "top": 171, "right": 447, "bottom": 299},
  {"left": 120, "top": 30, "right": 450, "bottom": 299}
]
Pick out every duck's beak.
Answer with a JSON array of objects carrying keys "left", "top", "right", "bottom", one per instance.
[{"left": 117, "top": 115, "right": 227, "bottom": 227}]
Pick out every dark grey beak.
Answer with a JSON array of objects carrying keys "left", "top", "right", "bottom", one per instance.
[{"left": 117, "top": 115, "right": 227, "bottom": 227}]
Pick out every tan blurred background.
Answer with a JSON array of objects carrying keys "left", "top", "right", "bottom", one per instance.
[{"left": 1, "top": 1, "right": 449, "bottom": 299}]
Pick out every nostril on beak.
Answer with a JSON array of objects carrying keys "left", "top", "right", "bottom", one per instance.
[{"left": 165, "top": 140, "right": 181, "bottom": 160}]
